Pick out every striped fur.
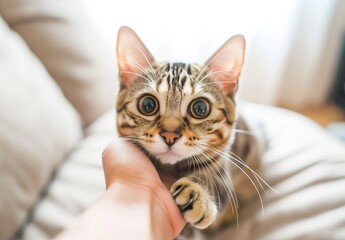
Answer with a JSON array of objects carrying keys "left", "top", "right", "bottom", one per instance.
[
  {"left": 116, "top": 27, "right": 262, "bottom": 239},
  {"left": 117, "top": 62, "right": 235, "bottom": 164}
]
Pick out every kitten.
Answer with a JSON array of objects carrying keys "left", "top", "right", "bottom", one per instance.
[{"left": 115, "top": 26, "right": 264, "bottom": 239}]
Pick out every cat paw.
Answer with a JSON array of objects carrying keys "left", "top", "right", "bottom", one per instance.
[{"left": 170, "top": 177, "right": 217, "bottom": 229}]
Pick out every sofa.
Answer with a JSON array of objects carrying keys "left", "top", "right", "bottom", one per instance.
[{"left": 1, "top": 1, "right": 345, "bottom": 240}]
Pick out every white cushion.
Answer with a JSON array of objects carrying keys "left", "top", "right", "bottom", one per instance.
[
  {"left": 213, "top": 103, "right": 345, "bottom": 240},
  {"left": 0, "top": 0, "right": 117, "bottom": 126},
  {"left": 17, "top": 110, "right": 115, "bottom": 240},
  {"left": 0, "top": 17, "right": 82, "bottom": 240},
  {"left": 17, "top": 103, "right": 345, "bottom": 240}
]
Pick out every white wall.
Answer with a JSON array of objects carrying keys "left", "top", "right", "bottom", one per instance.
[{"left": 82, "top": 0, "right": 344, "bottom": 108}]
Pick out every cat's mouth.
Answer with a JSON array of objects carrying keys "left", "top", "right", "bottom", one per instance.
[
  {"left": 155, "top": 149, "right": 182, "bottom": 165},
  {"left": 133, "top": 134, "right": 204, "bottom": 165}
]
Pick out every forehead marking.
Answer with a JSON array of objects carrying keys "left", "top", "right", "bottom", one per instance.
[{"left": 158, "top": 73, "right": 169, "bottom": 92}]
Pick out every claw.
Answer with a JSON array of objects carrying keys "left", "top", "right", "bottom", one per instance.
[
  {"left": 180, "top": 193, "right": 197, "bottom": 212},
  {"left": 172, "top": 184, "right": 186, "bottom": 199}
]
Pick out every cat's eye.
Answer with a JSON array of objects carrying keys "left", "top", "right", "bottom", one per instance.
[
  {"left": 137, "top": 94, "right": 159, "bottom": 116},
  {"left": 188, "top": 98, "right": 211, "bottom": 119}
]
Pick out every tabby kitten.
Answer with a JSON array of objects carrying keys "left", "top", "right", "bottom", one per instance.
[{"left": 116, "top": 26, "right": 263, "bottom": 239}]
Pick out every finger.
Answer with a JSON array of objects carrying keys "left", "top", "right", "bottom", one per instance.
[
  {"left": 102, "top": 140, "right": 186, "bottom": 236},
  {"left": 102, "top": 140, "right": 160, "bottom": 189}
]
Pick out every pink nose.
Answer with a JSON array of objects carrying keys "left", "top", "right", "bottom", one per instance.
[{"left": 160, "top": 131, "right": 181, "bottom": 146}]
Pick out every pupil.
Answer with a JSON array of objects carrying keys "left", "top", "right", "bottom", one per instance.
[
  {"left": 143, "top": 98, "right": 155, "bottom": 113},
  {"left": 194, "top": 101, "right": 206, "bottom": 116}
]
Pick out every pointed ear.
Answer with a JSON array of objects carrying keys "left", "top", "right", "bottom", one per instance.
[
  {"left": 116, "top": 26, "right": 155, "bottom": 86},
  {"left": 204, "top": 35, "right": 245, "bottom": 96}
]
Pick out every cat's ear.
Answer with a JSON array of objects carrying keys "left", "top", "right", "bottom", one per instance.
[
  {"left": 116, "top": 26, "right": 155, "bottom": 86},
  {"left": 204, "top": 35, "right": 245, "bottom": 96}
]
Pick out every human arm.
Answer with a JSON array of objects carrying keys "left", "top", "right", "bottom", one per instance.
[{"left": 54, "top": 140, "right": 185, "bottom": 240}]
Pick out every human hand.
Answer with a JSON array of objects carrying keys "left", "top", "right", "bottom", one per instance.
[
  {"left": 55, "top": 139, "right": 185, "bottom": 240},
  {"left": 102, "top": 140, "right": 185, "bottom": 239}
]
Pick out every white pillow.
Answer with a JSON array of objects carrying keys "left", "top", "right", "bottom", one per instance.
[{"left": 0, "top": 17, "right": 83, "bottom": 240}]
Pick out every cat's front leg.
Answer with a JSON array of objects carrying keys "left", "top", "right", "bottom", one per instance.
[{"left": 170, "top": 177, "right": 218, "bottom": 229}]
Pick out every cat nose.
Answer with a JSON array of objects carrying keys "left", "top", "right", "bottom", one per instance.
[{"left": 160, "top": 130, "right": 181, "bottom": 146}]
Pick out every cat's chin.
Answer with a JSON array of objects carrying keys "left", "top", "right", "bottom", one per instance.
[{"left": 155, "top": 151, "right": 183, "bottom": 165}]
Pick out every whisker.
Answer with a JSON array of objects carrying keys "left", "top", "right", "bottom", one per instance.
[
  {"left": 195, "top": 44, "right": 242, "bottom": 83},
  {"left": 192, "top": 155, "right": 197, "bottom": 176},
  {"left": 102, "top": 135, "right": 144, "bottom": 157},
  {"left": 186, "top": 157, "right": 192, "bottom": 173},
  {"left": 119, "top": 71, "right": 155, "bottom": 84},
  {"left": 198, "top": 143, "right": 265, "bottom": 215},
  {"left": 198, "top": 70, "right": 239, "bottom": 85},
  {"left": 201, "top": 81, "right": 237, "bottom": 86},
  {"left": 227, "top": 149, "right": 265, "bottom": 192},
  {"left": 209, "top": 158, "right": 240, "bottom": 230},
  {"left": 191, "top": 155, "right": 214, "bottom": 211},
  {"left": 194, "top": 154, "right": 221, "bottom": 210},
  {"left": 195, "top": 155, "right": 211, "bottom": 200},
  {"left": 118, "top": 58, "right": 156, "bottom": 81},
  {"left": 196, "top": 147, "right": 240, "bottom": 230},
  {"left": 210, "top": 144, "right": 278, "bottom": 194},
  {"left": 188, "top": 152, "right": 204, "bottom": 175},
  {"left": 128, "top": 40, "right": 158, "bottom": 79},
  {"left": 197, "top": 147, "right": 238, "bottom": 209},
  {"left": 198, "top": 139, "right": 276, "bottom": 194},
  {"left": 231, "top": 129, "right": 261, "bottom": 136}
]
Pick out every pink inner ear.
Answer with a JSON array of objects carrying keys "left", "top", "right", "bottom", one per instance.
[
  {"left": 208, "top": 66, "right": 239, "bottom": 94},
  {"left": 116, "top": 26, "right": 154, "bottom": 85},
  {"left": 206, "top": 35, "right": 245, "bottom": 95}
]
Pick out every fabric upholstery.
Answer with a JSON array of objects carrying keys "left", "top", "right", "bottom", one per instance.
[
  {"left": 213, "top": 103, "right": 345, "bottom": 240},
  {"left": 0, "top": 0, "right": 117, "bottom": 126},
  {"left": 16, "top": 104, "right": 345, "bottom": 240},
  {"left": 0, "top": 16, "right": 82, "bottom": 240},
  {"left": 17, "top": 110, "right": 115, "bottom": 240}
]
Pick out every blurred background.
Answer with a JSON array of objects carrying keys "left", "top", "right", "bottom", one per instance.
[
  {"left": 1, "top": 1, "right": 345, "bottom": 239},
  {"left": 83, "top": 0, "right": 345, "bottom": 131}
]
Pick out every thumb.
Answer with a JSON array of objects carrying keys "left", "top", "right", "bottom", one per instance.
[
  {"left": 102, "top": 140, "right": 160, "bottom": 189},
  {"left": 102, "top": 140, "right": 185, "bottom": 237}
]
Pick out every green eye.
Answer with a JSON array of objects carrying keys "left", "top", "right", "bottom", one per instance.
[
  {"left": 189, "top": 98, "right": 211, "bottom": 119},
  {"left": 138, "top": 94, "right": 159, "bottom": 116}
]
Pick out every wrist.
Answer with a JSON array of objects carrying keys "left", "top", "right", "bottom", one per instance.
[
  {"left": 102, "top": 141, "right": 185, "bottom": 238},
  {"left": 107, "top": 180, "right": 185, "bottom": 238}
]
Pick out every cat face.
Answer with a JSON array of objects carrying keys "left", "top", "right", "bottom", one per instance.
[{"left": 116, "top": 26, "right": 245, "bottom": 165}]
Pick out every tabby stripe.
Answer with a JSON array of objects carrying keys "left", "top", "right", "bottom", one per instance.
[
  {"left": 165, "top": 63, "right": 170, "bottom": 72},
  {"left": 156, "top": 78, "right": 163, "bottom": 91},
  {"left": 209, "top": 129, "right": 223, "bottom": 139},
  {"left": 183, "top": 117, "right": 190, "bottom": 129},
  {"left": 210, "top": 118, "right": 223, "bottom": 124},
  {"left": 167, "top": 74, "right": 171, "bottom": 91},
  {"left": 120, "top": 123, "right": 136, "bottom": 129},
  {"left": 152, "top": 115, "right": 161, "bottom": 127},
  {"left": 180, "top": 76, "right": 187, "bottom": 89},
  {"left": 126, "top": 111, "right": 151, "bottom": 125},
  {"left": 194, "top": 214, "right": 206, "bottom": 225},
  {"left": 219, "top": 108, "right": 233, "bottom": 125},
  {"left": 187, "top": 64, "right": 192, "bottom": 75},
  {"left": 117, "top": 101, "right": 129, "bottom": 113},
  {"left": 194, "top": 157, "right": 218, "bottom": 169},
  {"left": 172, "top": 65, "right": 178, "bottom": 91}
]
